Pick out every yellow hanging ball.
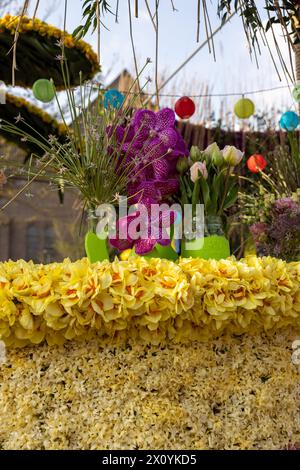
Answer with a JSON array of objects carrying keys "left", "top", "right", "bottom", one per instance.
[
  {"left": 33, "top": 79, "right": 55, "bottom": 103},
  {"left": 234, "top": 98, "right": 255, "bottom": 119}
]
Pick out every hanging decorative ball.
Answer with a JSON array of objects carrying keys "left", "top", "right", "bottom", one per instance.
[
  {"left": 279, "top": 111, "right": 300, "bottom": 131},
  {"left": 234, "top": 98, "right": 255, "bottom": 119},
  {"left": 174, "top": 96, "right": 196, "bottom": 119},
  {"left": 247, "top": 154, "right": 267, "bottom": 173},
  {"left": 103, "top": 89, "right": 124, "bottom": 110},
  {"left": 292, "top": 84, "right": 300, "bottom": 102},
  {"left": 32, "top": 79, "right": 55, "bottom": 103}
]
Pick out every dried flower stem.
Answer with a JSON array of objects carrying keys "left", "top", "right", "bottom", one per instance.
[{"left": 12, "top": 0, "right": 30, "bottom": 86}]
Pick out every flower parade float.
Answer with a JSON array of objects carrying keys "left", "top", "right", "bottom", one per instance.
[{"left": 1, "top": 41, "right": 300, "bottom": 452}]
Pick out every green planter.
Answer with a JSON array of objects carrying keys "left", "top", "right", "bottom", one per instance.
[
  {"left": 85, "top": 232, "right": 109, "bottom": 263},
  {"left": 181, "top": 235, "right": 230, "bottom": 260}
]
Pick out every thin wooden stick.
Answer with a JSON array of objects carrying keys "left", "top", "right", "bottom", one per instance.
[
  {"left": 144, "top": 0, "right": 157, "bottom": 31},
  {"left": 12, "top": 0, "right": 30, "bottom": 87},
  {"left": 32, "top": 0, "right": 40, "bottom": 22},
  {"left": 170, "top": 0, "right": 177, "bottom": 12},
  {"left": 203, "top": 0, "right": 215, "bottom": 60},
  {"left": 128, "top": 0, "right": 142, "bottom": 104},
  {"left": 115, "top": 0, "right": 120, "bottom": 23},
  {"left": 196, "top": 0, "right": 200, "bottom": 42},
  {"left": 135, "top": 0, "right": 138, "bottom": 18},
  {"left": 96, "top": 0, "right": 101, "bottom": 64}
]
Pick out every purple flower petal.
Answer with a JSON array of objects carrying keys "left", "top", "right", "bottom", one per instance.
[
  {"left": 155, "top": 108, "right": 175, "bottom": 131},
  {"left": 158, "top": 237, "right": 171, "bottom": 246},
  {"left": 109, "top": 213, "right": 138, "bottom": 251},
  {"left": 155, "top": 179, "right": 179, "bottom": 197},
  {"left": 152, "top": 158, "right": 170, "bottom": 179},
  {"left": 135, "top": 236, "right": 157, "bottom": 255},
  {"left": 155, "top": 128, "right": 179, "bottom": 150},
  {"left": 132, "top": 109, "right": 156, "bottom": 131}
]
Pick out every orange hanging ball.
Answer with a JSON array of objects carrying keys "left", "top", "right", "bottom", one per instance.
[
  {"left": 175, "top": 96, "right": 196, "bottom": 119},
  {"left": 247, "top": 154, "right": 267, "bottom": 173}
]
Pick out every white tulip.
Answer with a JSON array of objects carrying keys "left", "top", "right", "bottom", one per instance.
[
  {"left": 205, "top": 142, "right": 221, "bottom": 157},
  {"left": 222, "top": 145, "right": 244, "bottom": 166},
  {"left": 190, "top": 161, "right": 208, "bottom": 182}
]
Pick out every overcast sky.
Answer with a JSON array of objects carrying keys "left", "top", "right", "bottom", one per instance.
[{"left": 21, "top": 0, "right": 297, "bottom": 124}]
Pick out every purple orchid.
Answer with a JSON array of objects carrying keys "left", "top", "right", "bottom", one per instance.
[
  {"left": 109, "top": 201, "right": 176, "bottom": 255},
  {"left": 107, "top": 108, "right": 187, "bottom": 254},
  {"left": 114, "top": 108, "right": 188, "bottom": 185}
]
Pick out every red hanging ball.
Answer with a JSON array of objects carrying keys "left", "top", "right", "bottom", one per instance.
[
  {"left": 175, "top": 96, "right": 196, "bottom": 119},
  {"left": 247, "top": 154, "right": 267, "bottom": 173}
]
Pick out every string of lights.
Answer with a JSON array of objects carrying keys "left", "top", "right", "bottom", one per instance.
[{"left": 87, "top": 83, "right": 292, "bottom": 99}]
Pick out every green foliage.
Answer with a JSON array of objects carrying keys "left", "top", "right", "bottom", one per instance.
[{"left": 73, "top": 0, "right": 113, "bottom": 39}]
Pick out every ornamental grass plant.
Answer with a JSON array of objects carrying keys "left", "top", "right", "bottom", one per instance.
[{"left": 0, "top": 58, "right": 162, "bottom": 212}]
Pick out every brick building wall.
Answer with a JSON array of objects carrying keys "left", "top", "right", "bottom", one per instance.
[{"left": 0, "top": 176, "right": 85, "bottom": 263}]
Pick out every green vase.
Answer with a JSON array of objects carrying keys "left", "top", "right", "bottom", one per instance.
[
  {"left": 84, "top": 209, "right": 110, "bottom": 263},
  {"left": 181, "top": 215, "right": 230, "bottom": 260}
]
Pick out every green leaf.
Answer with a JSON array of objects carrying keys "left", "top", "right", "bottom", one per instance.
[
  {"left": 199, "top": 174, "right": 211, "bottom": 209},
  {"left": 183, "top": 175, "right": 193, "bottom": 199},
  {"left": 180, "top": 176, "right": 189, "bottom": 205},
  {"left": 223, "top": 185, "right": 238, "bottom": 210},
  {"left": 192, "top": 178, "right": 201, "bottom": 205}
]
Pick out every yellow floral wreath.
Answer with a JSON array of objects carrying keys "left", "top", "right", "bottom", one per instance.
[
  {"left": 0, "top": 15, "right": 100, "bottom": 88},
  {"left": 5, "top": 94, "right": 66, "bottom": 135}
]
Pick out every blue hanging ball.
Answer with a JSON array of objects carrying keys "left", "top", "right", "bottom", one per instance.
[
  {"left": 103, "top": 89, "right": 124, "bottom": 110},
  {"left": 279, "top": 111, "right": 300, "bottom": 131}
]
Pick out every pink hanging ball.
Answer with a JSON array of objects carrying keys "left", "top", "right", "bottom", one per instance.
[{"left": 175, "top": 96, "right": 196, "bottom": 119}]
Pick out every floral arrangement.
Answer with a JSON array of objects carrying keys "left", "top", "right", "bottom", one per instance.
[
  {"left": 240, "top": 135, "right": 300, "bottom": 261},
  {"left": 177, "top": 142, "right": 243, "bottom": 218},
  {"left": 250, "top": 194, "right": 300, "bottom": 261},
  {"left": 108, "top": 108, "right": 188, "bottom": 255},
  {"left": 0, "top": 15, "right": 100, "bottom": 88},
  {"left": 1, "top": 256, "right": 300, "bottom": 348}
]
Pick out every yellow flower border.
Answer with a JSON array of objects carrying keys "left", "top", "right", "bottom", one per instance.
[
  {"left": 5, "top": 93, "right": 67, "bottom": 136},
  {"left": 1, "top": 328, "right": 300, "bottom": 449},
  {"left": 1, "top": 256, "right": 300, "bottom": 347},
  {"left": 0, "top": 15, "right": 100, "bottom": 85}
]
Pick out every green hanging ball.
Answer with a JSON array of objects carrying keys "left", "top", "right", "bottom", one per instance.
[
  {"left": 293, "top": 84, "right": 300, "bottom": 102},
  {"left": 234, "top": 98, "right": 255, "bottom": 119},
  {"left": 32, "top": 79, "right": 55, "bottom": 103}
]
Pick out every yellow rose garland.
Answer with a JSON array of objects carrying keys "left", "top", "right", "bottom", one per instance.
[{"left": 1, "top": 256, "right": 300, "bottom": 348}]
